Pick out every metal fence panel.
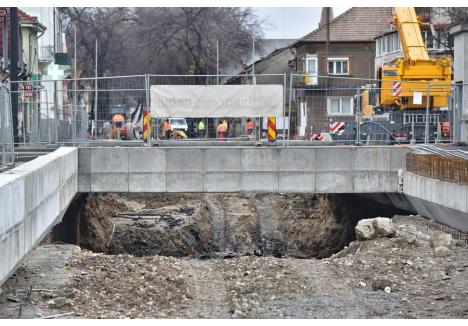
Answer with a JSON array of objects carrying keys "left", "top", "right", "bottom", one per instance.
[
  {"left": 287, "top": 74, "right": 457, "bottom": 145},
  {"left": 5, "top": 73, "right": 466, "bottom": 147},
  {"left": 0, "top": 82, "right": 14, "bottom": 168}
]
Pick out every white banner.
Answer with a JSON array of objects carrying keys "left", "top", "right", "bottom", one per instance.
[{"left": 150, "top": 84, "right": 283, "bottom": 118}]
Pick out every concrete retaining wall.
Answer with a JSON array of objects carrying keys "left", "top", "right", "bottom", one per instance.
[
  {"left": 0, "top": 147, "right": 78, "bottom": 285},
  {"left": 403, "top": 171, "right": 468, "bottom": 231},
  {"left": 78, "top": 146, "right": 408, "bottom": 193}
]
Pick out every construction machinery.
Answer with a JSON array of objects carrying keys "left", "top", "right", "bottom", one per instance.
[{"left": 360, "top": 7, "right": 453, "bottom": 143}]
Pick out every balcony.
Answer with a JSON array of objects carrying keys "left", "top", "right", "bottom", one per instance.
[{"left": 38, "top": 45, "right": 54, "bottom": 62}]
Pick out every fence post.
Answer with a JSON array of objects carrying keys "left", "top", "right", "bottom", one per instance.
[
  {"left": 94, "top": 77, "right": 98, "bottom": 139},
  {"left": 53, "top": 80, "right": 59, "bottom": 144},
  {"left": 44, "top": 88, "right": 51, "bottom": 143},
  {"left": 145, "top": 74, "right": 151, "bottom": 146},
  {"left": 283, "top": 73, "right": 286, "bottom": 143},
  {"left": 450, "top": 86, "right": 455, "bottom": 144},
  {"left": 287, "top": 73, "right": 293, "bottom": 145},
  {"left": 54, "top": 105, "right": 58, "bottom": 144},
  {"left": 424, "top": 82, "right": 430, "bottom": 144},
  {"left": 72, "top": 78, "right": 77, "bottom": 146},
  {"left": 1, "top": 82, "right": 15, "bottom": 167},
  {"left": 355, "top": 87, "right": 361, "bottom": 145}
]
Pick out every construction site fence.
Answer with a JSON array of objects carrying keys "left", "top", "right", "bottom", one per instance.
[
  {"left": 288, "top": 74, "right": 464, "bottom": 145},
  {"left": 406, "top": 152, "right": 468, "bottom": 185},
  {"left": 6, "top": 73, "right": 467, "bottom": 148},
  {"left": 0, "top": 82, "right": 15, "bottom": 169}
]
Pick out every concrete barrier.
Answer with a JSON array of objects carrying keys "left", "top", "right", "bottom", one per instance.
[
  {"left": 0, "top": 147, "right": 78, "bottom": 285},
  {"left": 78, "top": 146, "right": 409, "bottom": 193},
  {"left": 403, "top": 171, "right": 468, "bottom": 231}
]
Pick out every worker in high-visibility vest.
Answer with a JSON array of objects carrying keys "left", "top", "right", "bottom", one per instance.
[
  {"left": 217, "top": 121, "right": 227, "bottom": 140},
  {"left": 222, "top": 119, "right": 228, "bottom": 137},
  {"left": 163, "top": 119, "right": 172, "bottom": 140},
  {"left": 198, "top": 120, "right": 205, "bottom": 138},
  {"left": 246, "top": 118, "right": 254, "bottom": 136}
]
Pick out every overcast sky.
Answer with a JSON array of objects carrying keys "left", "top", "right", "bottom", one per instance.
[{"left": 254, "top": 7, "right": 349, "bottom": 39}]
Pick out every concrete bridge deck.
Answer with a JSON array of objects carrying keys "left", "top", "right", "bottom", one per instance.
[{"left": 78, "top": 146, "right": 408, "bottom": 193}]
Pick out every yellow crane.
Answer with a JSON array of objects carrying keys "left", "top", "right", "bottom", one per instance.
[{"left": 379, "top": 7, "right": 452, "bottom": 109}]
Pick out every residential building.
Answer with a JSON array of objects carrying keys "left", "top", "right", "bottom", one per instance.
[
  {"left": 0, "top": 8, "right": 47, "bottom": 141},
  {"left": 1, "top": 8, "right": 71, "bottom": 142},
  {"left": 290, "top": 7, "right": 392, "bottom": 138},
  {"left": 20, "top": 7, "right": 71, "bottom": 120}
]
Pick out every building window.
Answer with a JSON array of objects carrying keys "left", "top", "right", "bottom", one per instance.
[
  {"left": 305, "top": 56, "right": 318, "bottom": 85},
  {"left": 327, "top": 58, "right": 349, "bottom": 75},
  {"left": 375, "top": 33, "right": 402, "bottom": 57},
  {"left": 327, "top": 97, "right": 353, "bottom": 116},
  {"left": 376, "top": 38, "right": 382, "bottom": 56}
]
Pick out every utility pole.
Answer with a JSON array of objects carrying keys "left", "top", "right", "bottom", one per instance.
[
  {"left": 94, "top": 39, "right": 98, "bottom": 138},
  {"left": 74, "top": 27, "right": 77, "bottom": 82},
  {"left": 10, "top": 7, "right": 19, "bottom": 143},
  {"left": 252, "top": 37, "right": 255, "bottom": 75},
  {"left": 252, "top": 36, "right": 256, "bottom": 85},
  {"left": 216, "top": 40, "right": 219, "bottom": 85},
  {"left": 325, "top": 7, "right": 330, "bottom": 86},
  {"left": 72, "top": 26, "right": 77, "bottom": 144}
]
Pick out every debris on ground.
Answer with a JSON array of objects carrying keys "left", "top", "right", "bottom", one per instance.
[
  {"left": 355, "top": 217, "right": 396, "bottom": 240},
  {"left": 1, "top": 193, "right": 467, "bottom": 318}
]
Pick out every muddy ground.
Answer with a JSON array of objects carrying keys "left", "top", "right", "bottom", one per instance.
[{"left": 1, "top": 193, "right": 468, "bottom": 318}]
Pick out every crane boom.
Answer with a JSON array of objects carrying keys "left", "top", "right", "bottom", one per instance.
[
  {"left": 378, "top": 7, "right": 452, "bottom": 110},
  {"left": 393, "top": 8, "right": 429, "bottom": 61}
]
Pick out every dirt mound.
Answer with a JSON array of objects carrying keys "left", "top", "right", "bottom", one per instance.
[{"left": 64, "top": 253, "right": 191, "bottom": 318}]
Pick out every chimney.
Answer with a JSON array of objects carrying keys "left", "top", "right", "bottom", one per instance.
[{"left": 319, "top": 7, "right": 334, "bottom": 28}]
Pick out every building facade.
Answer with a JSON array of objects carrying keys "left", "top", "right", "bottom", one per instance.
[{"left": 290, "top": 7, "right": 392, "bottom": 138}]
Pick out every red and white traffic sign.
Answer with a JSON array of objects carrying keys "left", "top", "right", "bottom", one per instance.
[
  {"left": 329, "top": 121, "right": 345, "bottom": 135},
  {"left": 392, "top": 81, "right": 401, "bottom": 97}
]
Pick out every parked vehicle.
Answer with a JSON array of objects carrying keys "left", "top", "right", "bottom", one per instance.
[{"left": 169, "top": 118, "right": 188, "bottom": 132}]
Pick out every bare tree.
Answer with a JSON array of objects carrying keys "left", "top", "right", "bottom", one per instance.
[
  {"left": 64, "top": 7, "right": 264, "bottom": 77},
  {"left": 427, "top": 7, "right": 468, "bottom": 55}
]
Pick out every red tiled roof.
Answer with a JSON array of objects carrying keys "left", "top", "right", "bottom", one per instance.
[
  {"left": 0, "top": 8, "right": 42, "bottom": 59},
  {"left": 18, "top": 9, "right": 38, "bottom": 24},
  {"left": 299, "top": 7, "right": 393, "bottom": 43}
]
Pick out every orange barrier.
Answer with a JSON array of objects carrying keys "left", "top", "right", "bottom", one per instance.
[{"left": 267, "top": 117, "right": 276, "bottom": 142}]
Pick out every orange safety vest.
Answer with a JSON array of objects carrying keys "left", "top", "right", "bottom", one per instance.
[
  {"left": 246, "top": 121, "right": 254, "bottom": 130},
  {"left": 217, "top": 124, "right": 226, "bottom": 133},
  {"left": 163, "top": 122, "right": 171, "bottom": 133}
]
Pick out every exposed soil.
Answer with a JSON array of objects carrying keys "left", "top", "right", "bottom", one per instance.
[
  {"left": 2, "top": 193, "right": 467, "bottom": 318},
  {"left": 66, "top": 193, "right": 402, "bottom": 259}
]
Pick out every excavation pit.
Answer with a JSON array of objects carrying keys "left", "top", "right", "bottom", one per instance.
[{"left": 54, "top": 192, "right": 408, "bottom": 259}]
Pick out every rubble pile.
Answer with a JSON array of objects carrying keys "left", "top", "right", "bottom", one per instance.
[{"left": 63, "top": 253, "right": 192, "bottom": 318}]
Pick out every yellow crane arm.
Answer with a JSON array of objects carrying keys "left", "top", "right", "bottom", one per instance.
[{"left": 393, "top": 7, "right": 429, "bottom": 61}]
